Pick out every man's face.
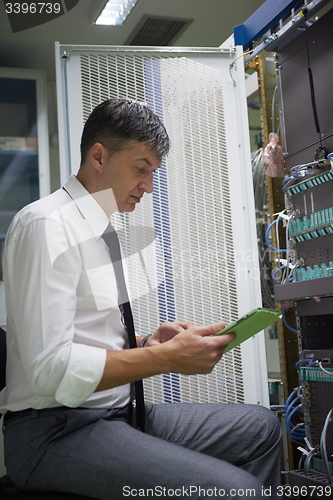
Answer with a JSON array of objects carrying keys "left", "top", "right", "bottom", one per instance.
[{"left": 101, "top": 141, "right": 162, "bottom": 213}]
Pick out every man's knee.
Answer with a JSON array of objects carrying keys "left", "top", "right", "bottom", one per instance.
[
  {"left": 261, "top": 406, "right": 281, "bottom": 439},
  {"left": 247, "top": 404, "right": 282, "bottom": 448}
]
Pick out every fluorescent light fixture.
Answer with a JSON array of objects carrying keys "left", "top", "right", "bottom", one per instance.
[{"left": 94, "top": 0, "right": 139, "bottom": 26}]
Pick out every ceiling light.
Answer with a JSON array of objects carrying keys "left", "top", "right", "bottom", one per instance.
[{"left": 94, "top": 0, "right": 139, "bottom": 26}]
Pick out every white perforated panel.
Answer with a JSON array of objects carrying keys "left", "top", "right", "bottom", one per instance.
[{"left": 56, "top": 45, "right": 269, "bottom": 407}]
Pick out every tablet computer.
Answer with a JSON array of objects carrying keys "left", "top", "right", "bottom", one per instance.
[{"left": 217, "top": 308, "right": 280, "bottom": 353}]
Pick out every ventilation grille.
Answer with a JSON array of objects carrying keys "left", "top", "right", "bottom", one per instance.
[
  {"left": 126, "top": 15, "right": 192, "bottom": 46},
  {"left": 80, "top": 52, "right": 245, "bottom": 404}
]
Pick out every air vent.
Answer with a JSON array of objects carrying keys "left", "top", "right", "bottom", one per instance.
[{"left": 125, "top": 15, "right": 192, "bottom": 46}]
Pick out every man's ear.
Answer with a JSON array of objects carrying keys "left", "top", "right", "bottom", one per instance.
[{"left": 89, "top": 143, "right": 108, "bottom": 172}]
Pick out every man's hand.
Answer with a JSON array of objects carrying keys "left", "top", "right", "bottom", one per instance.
[
  {"left": 159, "top": 321, "right": 235, "bottom": 375},
  {"left": 97, "top": 321, "right": 235, "bottom": 391},
  {"left": 144, "top": 321, "right": 194, "bottom": 346},
  {"left": 143, "top": 320, "right": 236, "bottom": 375}
]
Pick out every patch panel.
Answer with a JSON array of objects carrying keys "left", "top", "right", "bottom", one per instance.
[
  {"left": 289, "top": 207, "right": 333, "bottom": 243},
  {"left": 294, "top": 263, "right": 333, "bottom": 281},
  {"left": 300, "top": 367, "right": 333, "bottom": 383},
  {"left": 311, "top": 457, "right": 333, "bottom": 476},
  {"left": 286, "top": 170, "right": 333, "bottom": 196}
]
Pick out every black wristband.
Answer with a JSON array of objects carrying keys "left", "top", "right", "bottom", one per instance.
[{"left": 139, "top": 334, "right": 153, "bottom": 347}]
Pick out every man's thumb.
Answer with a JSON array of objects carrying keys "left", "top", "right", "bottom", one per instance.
[{"left": 197, "top": 321, "right": 226, "bottom": 337}]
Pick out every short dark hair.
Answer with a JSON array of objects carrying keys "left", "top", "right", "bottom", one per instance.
[{"left": 80, "top": 98, "right": 170, "bottom": 165}]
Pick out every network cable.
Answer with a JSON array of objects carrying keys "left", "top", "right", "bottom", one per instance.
[
  {"left": 297, "top": 436, "right": 318, "bottom": 475},
  {"left": 251, "top": 149, "right": 275, "bottom": 309},
  {"left": 319, "top": 361, "right": 333, "bottom": 376},
  {"left": 320, "top": 408, "right": 333, "bottom": 484},
  {"left": 282, "top": 308, "right": 298, "bottom": 334},
  {"left": 284, "top": 388, "right": 306, "bottom": 443},
  {"left": 295, "top": 359, "right": 318, "bottom": 369},
  {"left": 265, "top": 216, "right": 293, "bottom": 286},
  {"left": 286, "top": 402, "right": 305, "bottom": 441},
  {"left": 304, "top": 447, "right": 318, "bottom": 476},
  {"left": 272, "top": 265, "right": 287, "bottom": 284},
  {"left": 265, "top": 218, "right": 288, "bottom": 253},
  {"left": 282, "top": 169, "right": 310, "bottom": 192}
]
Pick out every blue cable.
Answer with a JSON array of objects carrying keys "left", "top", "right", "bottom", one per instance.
[
  {"left": 286, "top": 410, "right": 305, "bottom": 441},
  {"left": 286, "top": 405, "right": 305, "bottom": 435},
  {"left": 295, "top": 359, "right": 313, "bottom": 369},
  {"left": 265, "top": 218, "right": 287, "bottom": 253},
  {"left": 282, "top": 177, "right": 293, "bottom": 186},
  {"left": 286, "top": 405, "right": 302, "bottom": 432},
  {"left": 285, "top": 388, "right": 298, "bottom": 409},
  {"left": 282, "top": 308, "right": 298, "bottom": 334},
  {"left": 272, "top": 266, "right": 286, "bottom": 284},
  {"left": 284, "top": 390, "right": 306, "bottom": 442},
  {"left": 272, "top": 265, "right": 293, "bottom": 284},
  {"left": 290, "top": 435, "right": 305, "bottom": 443},
  {"left": 285, "top": 396, "right": 300, "bottom": 422},
  {"left": 294, "top": 170, "right": 309, "bottom": 178},
  {"left": 286, "top": 405, "right": 306, "bottom": 435}
]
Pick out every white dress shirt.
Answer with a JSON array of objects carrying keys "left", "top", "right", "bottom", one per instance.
[{"left": 0, "top": 175, "right": 131, "bottom": 412}]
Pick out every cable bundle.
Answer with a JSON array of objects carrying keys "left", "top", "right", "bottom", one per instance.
[
  {"left": 251, "top": 149, "right": 275, "bottom": 309},
  {"left": 285, "top": 388, "right": 306, "bottom": 443}
]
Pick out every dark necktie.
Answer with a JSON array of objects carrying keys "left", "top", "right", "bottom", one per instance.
[{"left": 102, "top": 223, "right": 145, "bottom": 432}]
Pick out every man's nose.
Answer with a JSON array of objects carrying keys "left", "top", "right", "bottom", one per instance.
[{"left": 139, "top": 174, "right": 154, "bottom": 194}]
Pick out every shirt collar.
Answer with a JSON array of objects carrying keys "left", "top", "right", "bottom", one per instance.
[{"left": 63, "top": 175, "right": 110, "bottom": 239}]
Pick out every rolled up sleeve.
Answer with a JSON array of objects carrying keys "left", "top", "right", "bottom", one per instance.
[
  {"left": 55, "top": 343, "right": 106, "bottom": 407},
  {"left": 4, "top": 208, "right": 108, "bottom": 407}
]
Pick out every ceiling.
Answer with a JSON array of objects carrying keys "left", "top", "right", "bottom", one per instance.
[{"left": 0, "top": 0, "right": 266, "bottom": 82}]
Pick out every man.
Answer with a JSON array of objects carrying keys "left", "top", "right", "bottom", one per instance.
[{"left": 1, "top": 99, "right": 281, "bottom": 499}]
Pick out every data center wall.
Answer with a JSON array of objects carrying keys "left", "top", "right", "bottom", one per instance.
[
  {"left": 273, "top": 7, "right": 333, "bottom": 484},
  {"left": 274, "top": 7, "right": 333, "bottom": 303},
  {"left": 277, "top": 8, "right": 333, "bottom": 171}
]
